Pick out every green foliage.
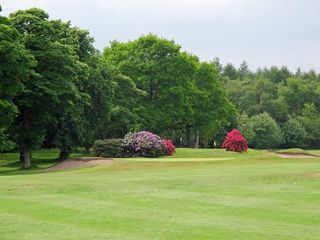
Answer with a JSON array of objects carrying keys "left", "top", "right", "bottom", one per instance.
[
  {"left": 194, "top": 62, "right": 236, "bottom": 145},
  {"left": 106, "top": 73, "right": 145, "bottom": 138},
  {"left": 281, "top": 118, "right": 307, "bottom": 148},
  {"left": 93, "top": 139, "right": 123, "bottom": 157},
  {"left": 251, "top": 113, "right": 282, "bottom": 149},
  {"left": 224, "top": 62, "right": 320, "bottom": 149},
  {"left": 0, "top": 129, "right": 15, "bottom": 153},
  {"left": 104, "top": 34, "right": 198, "bottom": 136},
  {"left": 80, "top": 56, "right": 115, "bottom": 151},
  {"left": 279, "top": 77, "right": 319, "bottom": 113},
  {"left": 3, "top": 5, "right": 320, "bottom": 161},
  {"left": 237, "top": 113, "right": 255, "bottom": 145},
  {"left": 104, "top": 34, "right": 234, "bottom": 146},
  {"left": 0, "top": 15, "right": 35, "bottom": 128},
  {"left": 9, "top": 8, "right": 89, "bottom": 165},
  {"left": 222, "top": 63, "right": 238, "bottom": 80},
  {"left": 296, "top": 103, "right": 320, "bottom": 148}
]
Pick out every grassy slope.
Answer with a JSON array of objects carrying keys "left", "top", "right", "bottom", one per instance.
[{"left": 0, "top": 149, "right": 320, "bottom": 240}]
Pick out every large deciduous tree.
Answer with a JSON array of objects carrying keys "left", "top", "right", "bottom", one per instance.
[
  {"left": 9, "top": 8, "right": 85, "bottom": 167},
  {"left": 0, "top": 14, "right": 36, "bottom": 153},
  {"left": 193, "top": 62, "right": 235, "bottom": 148},
  {"left": 103, "top": 34, "right": 197, "bottom": 140}
]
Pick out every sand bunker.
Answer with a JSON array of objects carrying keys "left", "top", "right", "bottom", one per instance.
[
  {"left": 47, "top": 157, "right": 114, "bottom": 171},
  {"left": 306, "top": 172, "right": 320, "bottom": 178},
  {"left": 276, "top": 153, "right": 317, "bottom": 158}
]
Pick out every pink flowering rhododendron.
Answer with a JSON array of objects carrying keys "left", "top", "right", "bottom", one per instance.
[
  {"left": 222, "top": 129, "right": 248, "bottom": 153},
  {"left": 122, "top": 131, "right": 166, "bottom": 157},
  {"left": 122, "top": 131, "right": 177, "bottom": 157},
  {"left": 163, "top": 139, "right": 176, "bottom": 156}
]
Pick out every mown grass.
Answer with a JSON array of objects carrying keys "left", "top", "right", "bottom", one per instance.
[{"left": 0, "top": 148, "right": 319, "bottom": 240}]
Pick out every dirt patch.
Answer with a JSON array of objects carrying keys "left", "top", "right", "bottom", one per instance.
[
  {"left": 304, "top": 172, "right": 320, "bottom": 178},
  {"left": 46, "top": 157, "right": 114, "bottom": 171},
  {"left": 276, "top": 152, "right": 317, "bottom": 158}
]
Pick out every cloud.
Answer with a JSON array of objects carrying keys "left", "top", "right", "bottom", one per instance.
[
  {"left": 1, "top": 0, "right": 320, "bottom": 71},
  {"left": 92, "top": 0, "right": 252, "bottom": 16},
  {"left": 1, "top": 0, "right": 249, "bottom": 17}
]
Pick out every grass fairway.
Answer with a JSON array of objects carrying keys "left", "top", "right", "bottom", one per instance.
[{"left": 0, "top": 149, "right": 320, "bottom": 240}]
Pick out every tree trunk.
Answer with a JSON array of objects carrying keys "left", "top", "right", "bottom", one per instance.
[
  {"left": 59, "top": 149, "right": 69, "bottom": 160},
  {"left": 20, "top": 108, "right": 31, "bottom": 169},
  {"left": 85, "top": 145, "right": 90, "bottom": 154},
  {"left": 203, "top": 138, "right": 208, "bottom": 148},
  {"left": 21, "top": 148, "right": 31, "bottom": 169},
  {"left": 186, "top": 124, "right": 193, "bottom": 148},
  {"left": 195, "top": 129, "right": 200, "bottom": 148}
]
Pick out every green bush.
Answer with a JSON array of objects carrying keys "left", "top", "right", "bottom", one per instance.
[
  {"left": 282, "top": 118, "right": 307, "bottom": 148},
  {"left": 93, "top": 139, "right": 123, "bottom": 157},
  {"left": 251, "top": 112, "right": 282, "bottom": 149}
]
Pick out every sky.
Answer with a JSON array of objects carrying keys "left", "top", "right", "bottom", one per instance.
[{"left": 1, "top": 0, "right": 320, "bottom": 72}]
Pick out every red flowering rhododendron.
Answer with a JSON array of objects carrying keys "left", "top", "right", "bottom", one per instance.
[
  {"left": 163, "top": 139, "right": 176, "bottom": 156},
  {"left": 222, "top": 129, "right": 248, "bottom": 153}
]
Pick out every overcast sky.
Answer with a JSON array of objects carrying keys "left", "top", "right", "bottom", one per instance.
[{"left": 2, "top": 0, "right": 320, "bottom": 71}]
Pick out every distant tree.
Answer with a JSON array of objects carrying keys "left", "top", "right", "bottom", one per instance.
[
  {"left": 103, "top": 34, "right": 198, "bottom": 145},
  {"left": 295, "top": 67, "right": 302, "bottom": 77},
  {"left": 281, "top": 118, "right": 307, "bottom": 148},
  {"left": 80, "top": 57, "right": 115, "bottom": 153},
  {"left": 297, "top": 103, "right": 320, "bottom": 148},
  {"left": 238, "top": 61, "right": 251, "bottom": 79},
  {"left": 193, "top": 62, "right": 235, "bottom": 148},
  {"left": 251, "top": 113, "right": 282, "bottom": 149},
  {"left": 260, "top": 96, "right": 289, "bottom": 124},
  {"left": 259, "top": 66, "right": 292, "bottom": 83},
  {"left": 222, "top": 63, "right": 238, "bottom": 80},
  {"left": 212, "top": 57, "right": 223, "bottom": 73},
  {"left": 105, "top": 71, "right": 145, "bottom": 138},
  {"left": 279, "top": 77, "right": 319, "bottom": 113},
  {"left": 237, "top": 113, "right": 255, "bottom": 146}
]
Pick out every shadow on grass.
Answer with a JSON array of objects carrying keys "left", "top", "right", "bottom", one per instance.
[
  {"left": 0, "top": 150, "right": 92, "bottom": 176},
  {"left": 0, "top": 158, "right": 63, "bottom": 176}
]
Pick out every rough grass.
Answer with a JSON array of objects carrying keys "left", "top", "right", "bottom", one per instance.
[{"left": 0, "top": 148, "right": 320, "bottom": 240}]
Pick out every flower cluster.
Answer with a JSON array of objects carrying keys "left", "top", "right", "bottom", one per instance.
[
  {"left": 222, "top": 129, "right": 248, "bottom": 153},
  {"left": 122, "top": 131, "right": 166, "bottom": 157},
  {"left": 163, "top": 139, "right": 176, "bottom": 156}
]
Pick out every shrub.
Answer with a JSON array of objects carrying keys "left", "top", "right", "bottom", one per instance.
[
  {"left": 222, "top": 129, "right": 248, "bottom": 153},
  {"left": 163, "top": 139, "right": 176, "bottom": 156},
  {"left": 282, "top": 118, "right": 307, "bottom": 148},
  {"left": 93, "top": 139, "right": 123, "bottom": 157},
  {"left": 121, "top": 132, "right": 136, "bottom": 155},
  {"left": 122, "top": 131, "right": 165, "bottom": 157},
  {"left": 251, "top": 112, "right": 282, "bottom": 149}
]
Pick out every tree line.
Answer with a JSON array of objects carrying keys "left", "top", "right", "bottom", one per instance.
[
  {"left": 221, "top": 61, "right": 320, "bottom": 149},
  {"left": 1, "top": 8, "right": 320, "bottom": 169},
  {"left": 0, "top": 8, "right": 233, "bottom": 168}
]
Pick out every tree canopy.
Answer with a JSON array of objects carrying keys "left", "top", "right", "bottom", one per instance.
[{"left": 1, "top": 7, "right": 320, "bottom": 168}]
